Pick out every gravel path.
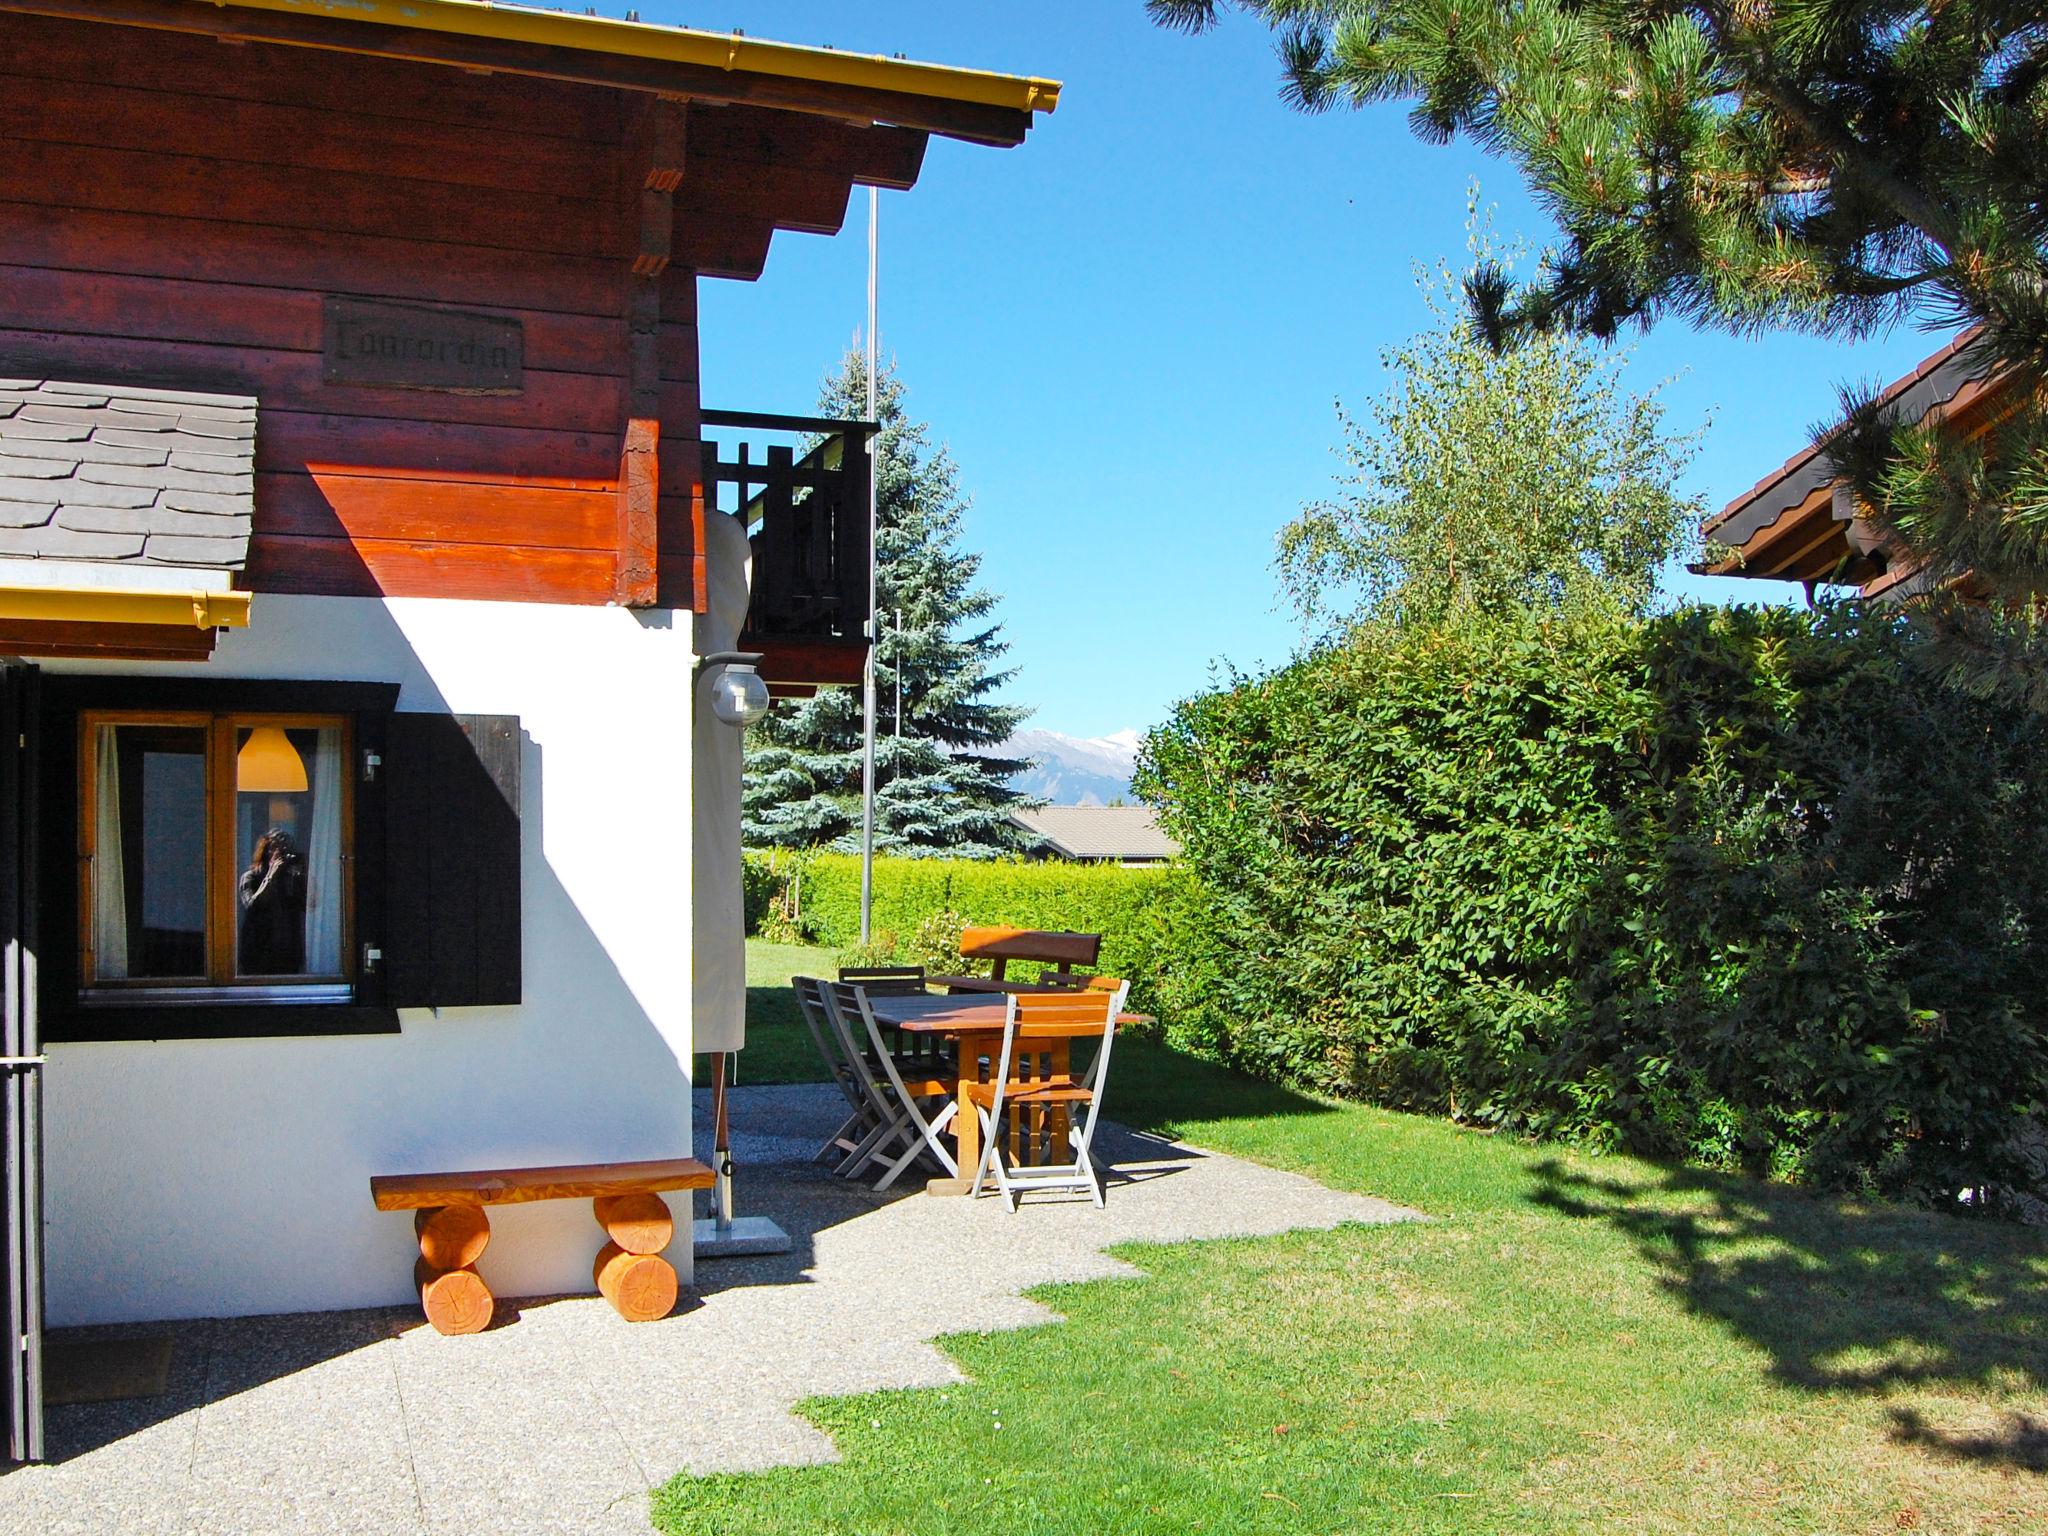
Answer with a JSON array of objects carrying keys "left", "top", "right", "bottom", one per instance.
[{"left": 4, "top": 1083, "right": 1416, "bottom": 1535}]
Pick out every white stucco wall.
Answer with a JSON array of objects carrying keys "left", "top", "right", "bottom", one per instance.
[{"left": 40, "top": 592, "right": 698, "bottom": 1326}]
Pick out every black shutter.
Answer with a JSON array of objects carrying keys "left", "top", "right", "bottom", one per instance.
[{"left": 380, "top": 713, "right": 522, "bottom": 1010}]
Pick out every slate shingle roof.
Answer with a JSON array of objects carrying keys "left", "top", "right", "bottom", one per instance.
[
  {"left": 1010, "top": 805, "right": 1179, "bottom": 862},
  {"left": 0, "top": 379, "right": 256, "bottom": 570}
]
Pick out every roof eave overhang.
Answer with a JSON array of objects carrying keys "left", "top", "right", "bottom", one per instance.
[
  {"left": 1705, "top": 332, "right": 2002, "bottom": 555},
  {"left": 0, "top": 0, "right": 1059, "bottom": 145}
]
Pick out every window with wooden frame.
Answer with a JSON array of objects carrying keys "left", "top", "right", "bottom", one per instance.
[
  {"left": 78, "top": 711, "right": 356, "bottom": 1004},
  {"left": 41, "top": 676, "right": 524, "bottom": 1041}
]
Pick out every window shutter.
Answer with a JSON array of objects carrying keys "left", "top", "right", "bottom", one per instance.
[{"left": 380, "top": 713, "right": 522, "bottom": 1009}]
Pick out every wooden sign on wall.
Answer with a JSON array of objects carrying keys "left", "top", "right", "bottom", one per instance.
[{"left": 322, "top": 298, "right": 524, "bottom": 395}]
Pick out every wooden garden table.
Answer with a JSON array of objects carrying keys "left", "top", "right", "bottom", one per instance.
[{"left": 863, "top": 993, "right": 1148, "bottom": 1196}]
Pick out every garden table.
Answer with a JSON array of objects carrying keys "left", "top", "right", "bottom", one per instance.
[{"left": 864, "top": 993, "right": 1149, "bottom": 1195}]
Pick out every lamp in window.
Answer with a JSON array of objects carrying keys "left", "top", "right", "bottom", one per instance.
[{"left": 237, "top": 726, "right": 308, "bottom": 793}]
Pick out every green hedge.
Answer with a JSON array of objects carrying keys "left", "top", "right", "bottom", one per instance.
[
  {"left": 742, "top": 850, "right": 1173, "bottom": 1012},
  {"left": 1138, "top": 603, "right": 2048, "bottom": 1208}
]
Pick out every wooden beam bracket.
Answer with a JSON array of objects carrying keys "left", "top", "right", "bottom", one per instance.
[{"left": 614, "top": 96, "right": 683, "bottom": 608}]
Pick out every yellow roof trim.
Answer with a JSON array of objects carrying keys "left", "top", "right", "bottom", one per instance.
[
  {"left": 203, "top": 0, "right": 1062, "bottom": 115},
  {"left": 0, "top": 585, "right": 253, "bottom": 629}
]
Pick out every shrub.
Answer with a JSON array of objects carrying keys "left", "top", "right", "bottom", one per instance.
[
  {"left": 1139, "top": 603, "right": 2048, "bottom": 1207},
  {"left": 745, "top": 850, "right": 1173, "bottom": 1013}
]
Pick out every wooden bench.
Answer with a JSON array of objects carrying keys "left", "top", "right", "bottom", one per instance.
[
  {"left": 369, "top": 1156, "right": 714, "bottom": 1334},
  {"left": 927, "top": 926, "right": 1103, "bottom": 996}
]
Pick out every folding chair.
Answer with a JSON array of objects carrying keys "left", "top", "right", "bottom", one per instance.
[
  {"left": 792, "top": 976, "right": 876, "bottom": 1166},
  {"left": 837, "top": 964, "right": 927, "bottom": 994},
  {"left": 812, "top": 981, "right": 914, "bottom": 1179},
  {"left": 837, "top": 963, "right": 953, "bottom": 1083},
  {"left": 969, "top": 980, "right": 1129, "bottom": 1211},
  {"left": 830, "top": 980, "right": 960, "bottom": 1192}
]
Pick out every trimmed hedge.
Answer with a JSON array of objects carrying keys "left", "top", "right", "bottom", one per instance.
[
  {"left": 1139, "top": 603, "right": 2048, "bottom": 1208},
  {"left": 742, "top": 850, "right": 1172, "bottom": 1012}
]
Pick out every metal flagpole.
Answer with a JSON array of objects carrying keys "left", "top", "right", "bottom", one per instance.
[{"left": 859, "top": 184, "right": 879, "bottom": 945}]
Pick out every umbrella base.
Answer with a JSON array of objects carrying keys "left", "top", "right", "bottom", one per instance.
[{"left": 691, "top": 1215, "right": 792, "bottom": 1259}]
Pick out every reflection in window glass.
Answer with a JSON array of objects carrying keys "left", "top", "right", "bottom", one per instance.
[
  {"left": 92, "top": 724, "right": 207, "bottom": 980},
  {"left": 235, "top": 726, "right": 344, "bottom": 977}
]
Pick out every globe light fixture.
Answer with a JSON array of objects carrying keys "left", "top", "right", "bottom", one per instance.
[{"left": 700, "top": 652, "right": 770, "bottom": 728}]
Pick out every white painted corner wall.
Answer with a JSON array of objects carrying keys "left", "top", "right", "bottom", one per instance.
[{"left": 42, "top": 592, "right": 699, "bottom": 1326}]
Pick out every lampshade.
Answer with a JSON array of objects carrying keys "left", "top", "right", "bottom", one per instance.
[{"left": 237, "top": 726, "right": 308, "bottom": 793}]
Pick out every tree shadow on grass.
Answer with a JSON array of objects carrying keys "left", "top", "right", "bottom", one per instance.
[
  {"left": 1101, "top": 1035, "right": 1344, "bottom": 1137},
  {"left": 1529, "top": 1156, "right": 2048, "bottom": 1470}
]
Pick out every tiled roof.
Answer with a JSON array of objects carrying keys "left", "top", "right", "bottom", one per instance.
[
  {"left": 1010, "top": 805, "right": 1179, "bottom": 862},
  {"left": 0, "top": 379, "right": 256, "bottom": 570},
  {"left": 1705, "top": 330, "right": 1995, "bottom": 546}
]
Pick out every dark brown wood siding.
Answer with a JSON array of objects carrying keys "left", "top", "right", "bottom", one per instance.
[{"left": 0, "top": 13, "right": 706, "bottom": 608}]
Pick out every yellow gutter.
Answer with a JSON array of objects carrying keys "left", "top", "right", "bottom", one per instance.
[
  {"left": 0, "top": 586, "right": 253, "bottom": 629},
  {"left": 204, "top": 0, "right": 1062, "bottom": 115}
]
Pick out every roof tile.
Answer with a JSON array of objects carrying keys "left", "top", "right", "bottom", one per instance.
[
  {"left": 39, "top": 478, "right": 158, "bottom": 510},
  {"left": 0, "top": 462, "right": 83, "bottom": 486},
  {"left": 58, "top": 505, "right": 252, "bottom": 538},
  {"left": 0, "top": 524, "right": 147, "bottom": 559},
  {"left": 168, "top": 448, "right": 256, "bottom": 476},
  {"left": 143, "top": 533, "right": 248, "bottom": 567},
  {"left": 0, "top": 500, "right": 56, "bottom": 528},
  {"left": 42, "top": 380, "right": 249, "bottom": 408},
  {"left": 160, "top": 488, "right": 252, "bottom": 516},
  {"left": 0, "top": 380, "right": 256, "bottom": 572},
  {"left": 3, "top": 437, "right": 104, "bottom": 466},
  {"left": 76, "top": 461, "right": 255, "bottom": 495},
  {"left": 0, "top": 417, "right": 91, "bottom": 442},
  {"left": 92, "top": 427, "right": 252, "bottom": 455}
]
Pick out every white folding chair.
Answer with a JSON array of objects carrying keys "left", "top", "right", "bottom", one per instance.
[
  {"left": 832, "top": 980, "right": 960, "bottom": 1192},
  {"left": 969, "top": 980, "right": 1129, "bottom": 1211},
  {"left": 815, "top": 982, "right": 959, "bottom": 1189},
  {"left": 815, "top": 981, "right": 914, "bottom": 1179},
  {"left": 792, "top": 976, "right": 876, "bottom": 1166}
]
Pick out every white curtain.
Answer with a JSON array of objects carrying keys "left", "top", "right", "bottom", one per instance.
[
  {"left": 92, "top": 724, "right": 129, "bottom": 980},
  {"left": 303, "top": 727, "right": 344, "bottom": 976}
]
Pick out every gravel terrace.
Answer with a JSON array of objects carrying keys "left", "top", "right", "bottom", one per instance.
[{"left": 5, "top": 1082, "right": 1415, "bottom": 1536}]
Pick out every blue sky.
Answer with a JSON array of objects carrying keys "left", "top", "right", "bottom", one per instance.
[{"left": 684, "top": 2, "right": 1945, "bottom": 741}]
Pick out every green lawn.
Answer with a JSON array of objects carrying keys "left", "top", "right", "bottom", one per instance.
[
  {"left": 704, "top": 940, "right": 840, "bottom": 1086},
  {"left": 661, "top": 943, "right": 2048, "bottom": 1534}
]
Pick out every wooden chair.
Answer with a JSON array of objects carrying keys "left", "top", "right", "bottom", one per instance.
[
  {"left": 838, "top": 964, "right": 948, "bottom": 1077},
  {"left": 824, "top": 981, "right": 960, "bottom": 1190},
  {"left": 925, "top": 929, "right": 1104, "bottom": 995},
  {"left": 969, "top": 980, "right": 1130, "bottom": 1212},
  {"left": 961, "top": 927, "right": 1099, "bottom": 984},
  {"left": 791, "top": 976, "right": 877, "bottom": 1167},
  {"left": 837, "top": 964, "right": 927, "bottom": 994}
]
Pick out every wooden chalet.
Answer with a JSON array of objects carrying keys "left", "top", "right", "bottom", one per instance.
[
  {"left": 0, "top": 0, "right": 1054, "bottom": 1461},
  {"left": 1702, "top": 332, "right": 2007, "bottom": 600}
]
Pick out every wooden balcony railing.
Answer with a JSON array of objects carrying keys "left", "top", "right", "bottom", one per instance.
[{"left": 701, "top": 409, "right": 874, "bottom": 695}]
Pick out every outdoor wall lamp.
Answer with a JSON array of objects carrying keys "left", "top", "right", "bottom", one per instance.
[{"left": 699, "top": 651, "right": 770, "bottom": 728}]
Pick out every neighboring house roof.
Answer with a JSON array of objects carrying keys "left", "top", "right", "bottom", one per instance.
[
  {"left": 1700, "top": 329, "right": 2010, "bottom": 597},
  {"left": 1011, "top": 805, "right": 1179, "bottom": 862},
  {"left": 0, "top": 380, "right": 256, "bottom": 571}
]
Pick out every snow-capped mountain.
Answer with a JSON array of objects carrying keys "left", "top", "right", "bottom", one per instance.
[{"left": 994, "top": 727, "right": 1144, "bottom": 806}]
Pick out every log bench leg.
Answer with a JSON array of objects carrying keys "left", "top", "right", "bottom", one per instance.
[
  {"left": 414, "top": 1205, "right": 494, "bottom": 1335},
  {"left": 592, "top": 1193, "right": 677, "bottom": 1322}
]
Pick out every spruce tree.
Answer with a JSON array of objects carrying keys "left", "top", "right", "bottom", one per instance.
[
  {"left": 743, "top": 352, "right": 1035, "bottom": 857},
  {"left": 1153, "top": 0, "right": 2048, "bottom": 691}
]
